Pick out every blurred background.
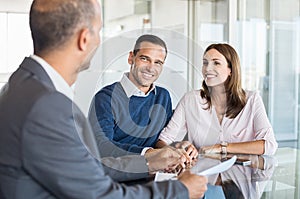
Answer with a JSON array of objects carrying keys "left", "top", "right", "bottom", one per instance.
[{"left": 0, "top": 0, "right": 299, "bottom": 149}]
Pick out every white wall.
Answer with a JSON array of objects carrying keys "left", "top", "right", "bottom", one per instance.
[
  {"left": 0, "top": 0, "right": 32, "bottom": 13},
  {"left": 0, "top": 0, "right": 32, "bottom": 90},
  {"left": 104, "top": 0, "right": 134, "bottom": 21},
  {"left": 152, "top": 0, "right": 187, "bottom": 29}
]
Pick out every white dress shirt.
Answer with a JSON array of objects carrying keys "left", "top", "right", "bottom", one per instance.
[
  {"left": 120, "top": 72, "right": 156, "bottom": 97},
  {"left": 30, "top": 55, "right": 74, "bottom": 100}
]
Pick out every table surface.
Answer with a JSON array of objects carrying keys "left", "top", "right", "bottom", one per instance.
[
  {"left": 191, "top": 147, "right": 300, "bottom": 199},
  {"left": 264, "top": 147, "right": 300, "bottom": 199},
  {"left": 125, "top": 147, "right": 300, "bottom": 198}
]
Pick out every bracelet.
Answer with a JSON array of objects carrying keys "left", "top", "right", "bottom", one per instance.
[{"left": 221, "top": 141, "right": 228, "bottom": 154}]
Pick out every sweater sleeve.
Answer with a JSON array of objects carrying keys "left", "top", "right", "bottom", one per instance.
[
  {"left": 88, "top": 88, "right": 146, "bottom": 156},
  {"left": 165, "top": 90, "right": 173, "bottom": 126}
]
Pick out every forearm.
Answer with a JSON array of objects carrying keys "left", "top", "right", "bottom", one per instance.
[
  {"left": 100, "top": 155, "right": 149, "bottom": 182},
  {"left": 95, "top": 136, "right": 139, "bottom": 157},
  {"left": 227, "top": 140, "right": 265, "bottom": 155},
  {"left": 115, "top": 141, "right": 147, "bottom": 154},
  {"left": 254, "top": 156, "right": 265, "bottom": 170},
  {"left": 93, "top": 127, "right": 144, "bottom": 157}
]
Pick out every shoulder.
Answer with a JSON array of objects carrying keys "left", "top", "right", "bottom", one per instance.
[
  {"left": 175, "top": 90, "right": 207, "bottom": 109},
  {"left": 25, "top": 90, "right": 84, "bottom": 130},
  {"left": 32, "top": 91, "right": 76, "bottom": 115},
  {"left": 245, "top": 90, "right": 262, "bottom": 102},
  {"left": 96, "top": 82, "right": 118, "bottom": 94},
  {"left": 182, "top": 90, "right": 204, "bottom": 102},
  {"left": 154, "top": 86, "right": 171, "bottom": 100},
  {"left": 184, "top": 90, "right": 200, "bottom": 97},
  {"left": 94, "top": 82, "right": 121, "bottom": 98},
  {"left": 155, "top": 85, "right": 170, "bottom": 95},
  {"left": 8, "top": 70, "right": 57, "bottom": 113},
  {"left": 92, "top": 82, "right": 127, "bottom": 109},
  {"left": 245, "top": 90, "right": 265, "bottom": 108}
]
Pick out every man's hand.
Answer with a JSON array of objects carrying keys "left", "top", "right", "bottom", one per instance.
[
  {"left": 178, "top": 170, "right": 208, "bottom": 199},
  {"left": 144, "top": 146, "right": 186, "bottom": 173},
  {"left": 175, "top": 141, "right": 199, "bottom": 162}
]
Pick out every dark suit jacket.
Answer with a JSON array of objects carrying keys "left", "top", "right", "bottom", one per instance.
[{"left": 0, "top": 57, "right": 188, "bottom": 199}]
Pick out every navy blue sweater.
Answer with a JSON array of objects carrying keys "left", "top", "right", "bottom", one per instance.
[{"left": 89, "top": 82, "right": 172, "bottom": 155}]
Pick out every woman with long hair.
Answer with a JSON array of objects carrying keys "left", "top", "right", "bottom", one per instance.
[{"left": 156, "top": 43, "right": 277, "bottom": 157}]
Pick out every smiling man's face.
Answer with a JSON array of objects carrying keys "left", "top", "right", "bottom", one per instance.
[{"left": 128, "top": 41, "right": 166, "bottom": 94}]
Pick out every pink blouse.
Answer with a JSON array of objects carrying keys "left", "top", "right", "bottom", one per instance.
[{"left": 159, "top": 90, "right": 278, "bottom": 155}]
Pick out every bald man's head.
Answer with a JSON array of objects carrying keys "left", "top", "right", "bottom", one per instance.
[{"left": 30, "top": 0, "right": 97, "bottom": 54}]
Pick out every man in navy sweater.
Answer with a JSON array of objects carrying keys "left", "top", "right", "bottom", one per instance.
[{"left": 89, "top": 34, "right": 173, "bottom": 157}]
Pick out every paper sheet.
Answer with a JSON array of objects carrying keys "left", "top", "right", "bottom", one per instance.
[
  {"left": 198, "top": 155, "right": 237, "bottom": 176},
  {"left": 154, "top": 172, "right": 177, "bottom": 182},
  {"left": 154, "top": 155, "right": 237, "bottom": 182}
]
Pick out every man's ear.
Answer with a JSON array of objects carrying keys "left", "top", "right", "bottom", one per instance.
[
  {"left": 128, "top": 51, "right": 134, "bottom": 65},
  {"left": 78, "top": 28, "right": 90, "bottom": 51}
]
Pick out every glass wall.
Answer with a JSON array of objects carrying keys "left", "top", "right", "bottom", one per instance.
[
  {"left": 0, "top": 12, "right": 33, "bottom": 90},
  {"left": 189, "top": 0, "right": 299, "bottom": 144},
  {"left": 233, "top": 0, "right": 300, "bottom": 142},
  {"left": 95, "top": 0, "right": 300, "bottom": 144},
  {"left": 267, "top": 0, "right": 299, "bottom": 142},
  {"left": 0, "top": 0, "right": 299, "bottom": 145},
  {"left": 78, "top": 0, "right": 194, "bottom": 114},
  {"left": 195, "top": 0, "right": 229, "bottom": 46}
]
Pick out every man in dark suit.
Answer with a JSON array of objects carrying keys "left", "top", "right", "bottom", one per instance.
[{"left": 0, "top": 0, "right": 207, "bottom": 198}]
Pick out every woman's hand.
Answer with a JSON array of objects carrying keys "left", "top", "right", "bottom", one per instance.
[{"left": 175, "top": 141, "right": 199, "bottom": 161}]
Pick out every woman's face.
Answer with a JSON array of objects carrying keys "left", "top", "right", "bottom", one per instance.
[{"left": 202, "top": 48, "right": 231, "bottom": 87}]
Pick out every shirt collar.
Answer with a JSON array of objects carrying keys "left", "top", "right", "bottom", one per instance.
[
  {"left": 120, "top": 72, "right": 156, "bottom": 98},
  {"left": 30, "top": 55, "right": 74, "bottom": 100}
]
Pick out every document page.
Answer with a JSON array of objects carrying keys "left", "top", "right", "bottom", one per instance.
[
  {"left": 154, "top": 155, "right": 237, "bottom": 182},
  {"left": 197, "top": 155, "right": 236, "bottom": 176}
]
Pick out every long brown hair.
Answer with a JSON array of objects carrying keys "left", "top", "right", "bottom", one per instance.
[{"left": 200, "top": 43, "right": 246, "bottom": 118}]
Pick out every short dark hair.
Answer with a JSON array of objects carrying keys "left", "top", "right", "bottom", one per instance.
[
  {"left": 133, "top": 34, "right": 168, "bottom": 58},
  {"left": 30, "top": 0, "right": 96, "bottom": 54}
]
